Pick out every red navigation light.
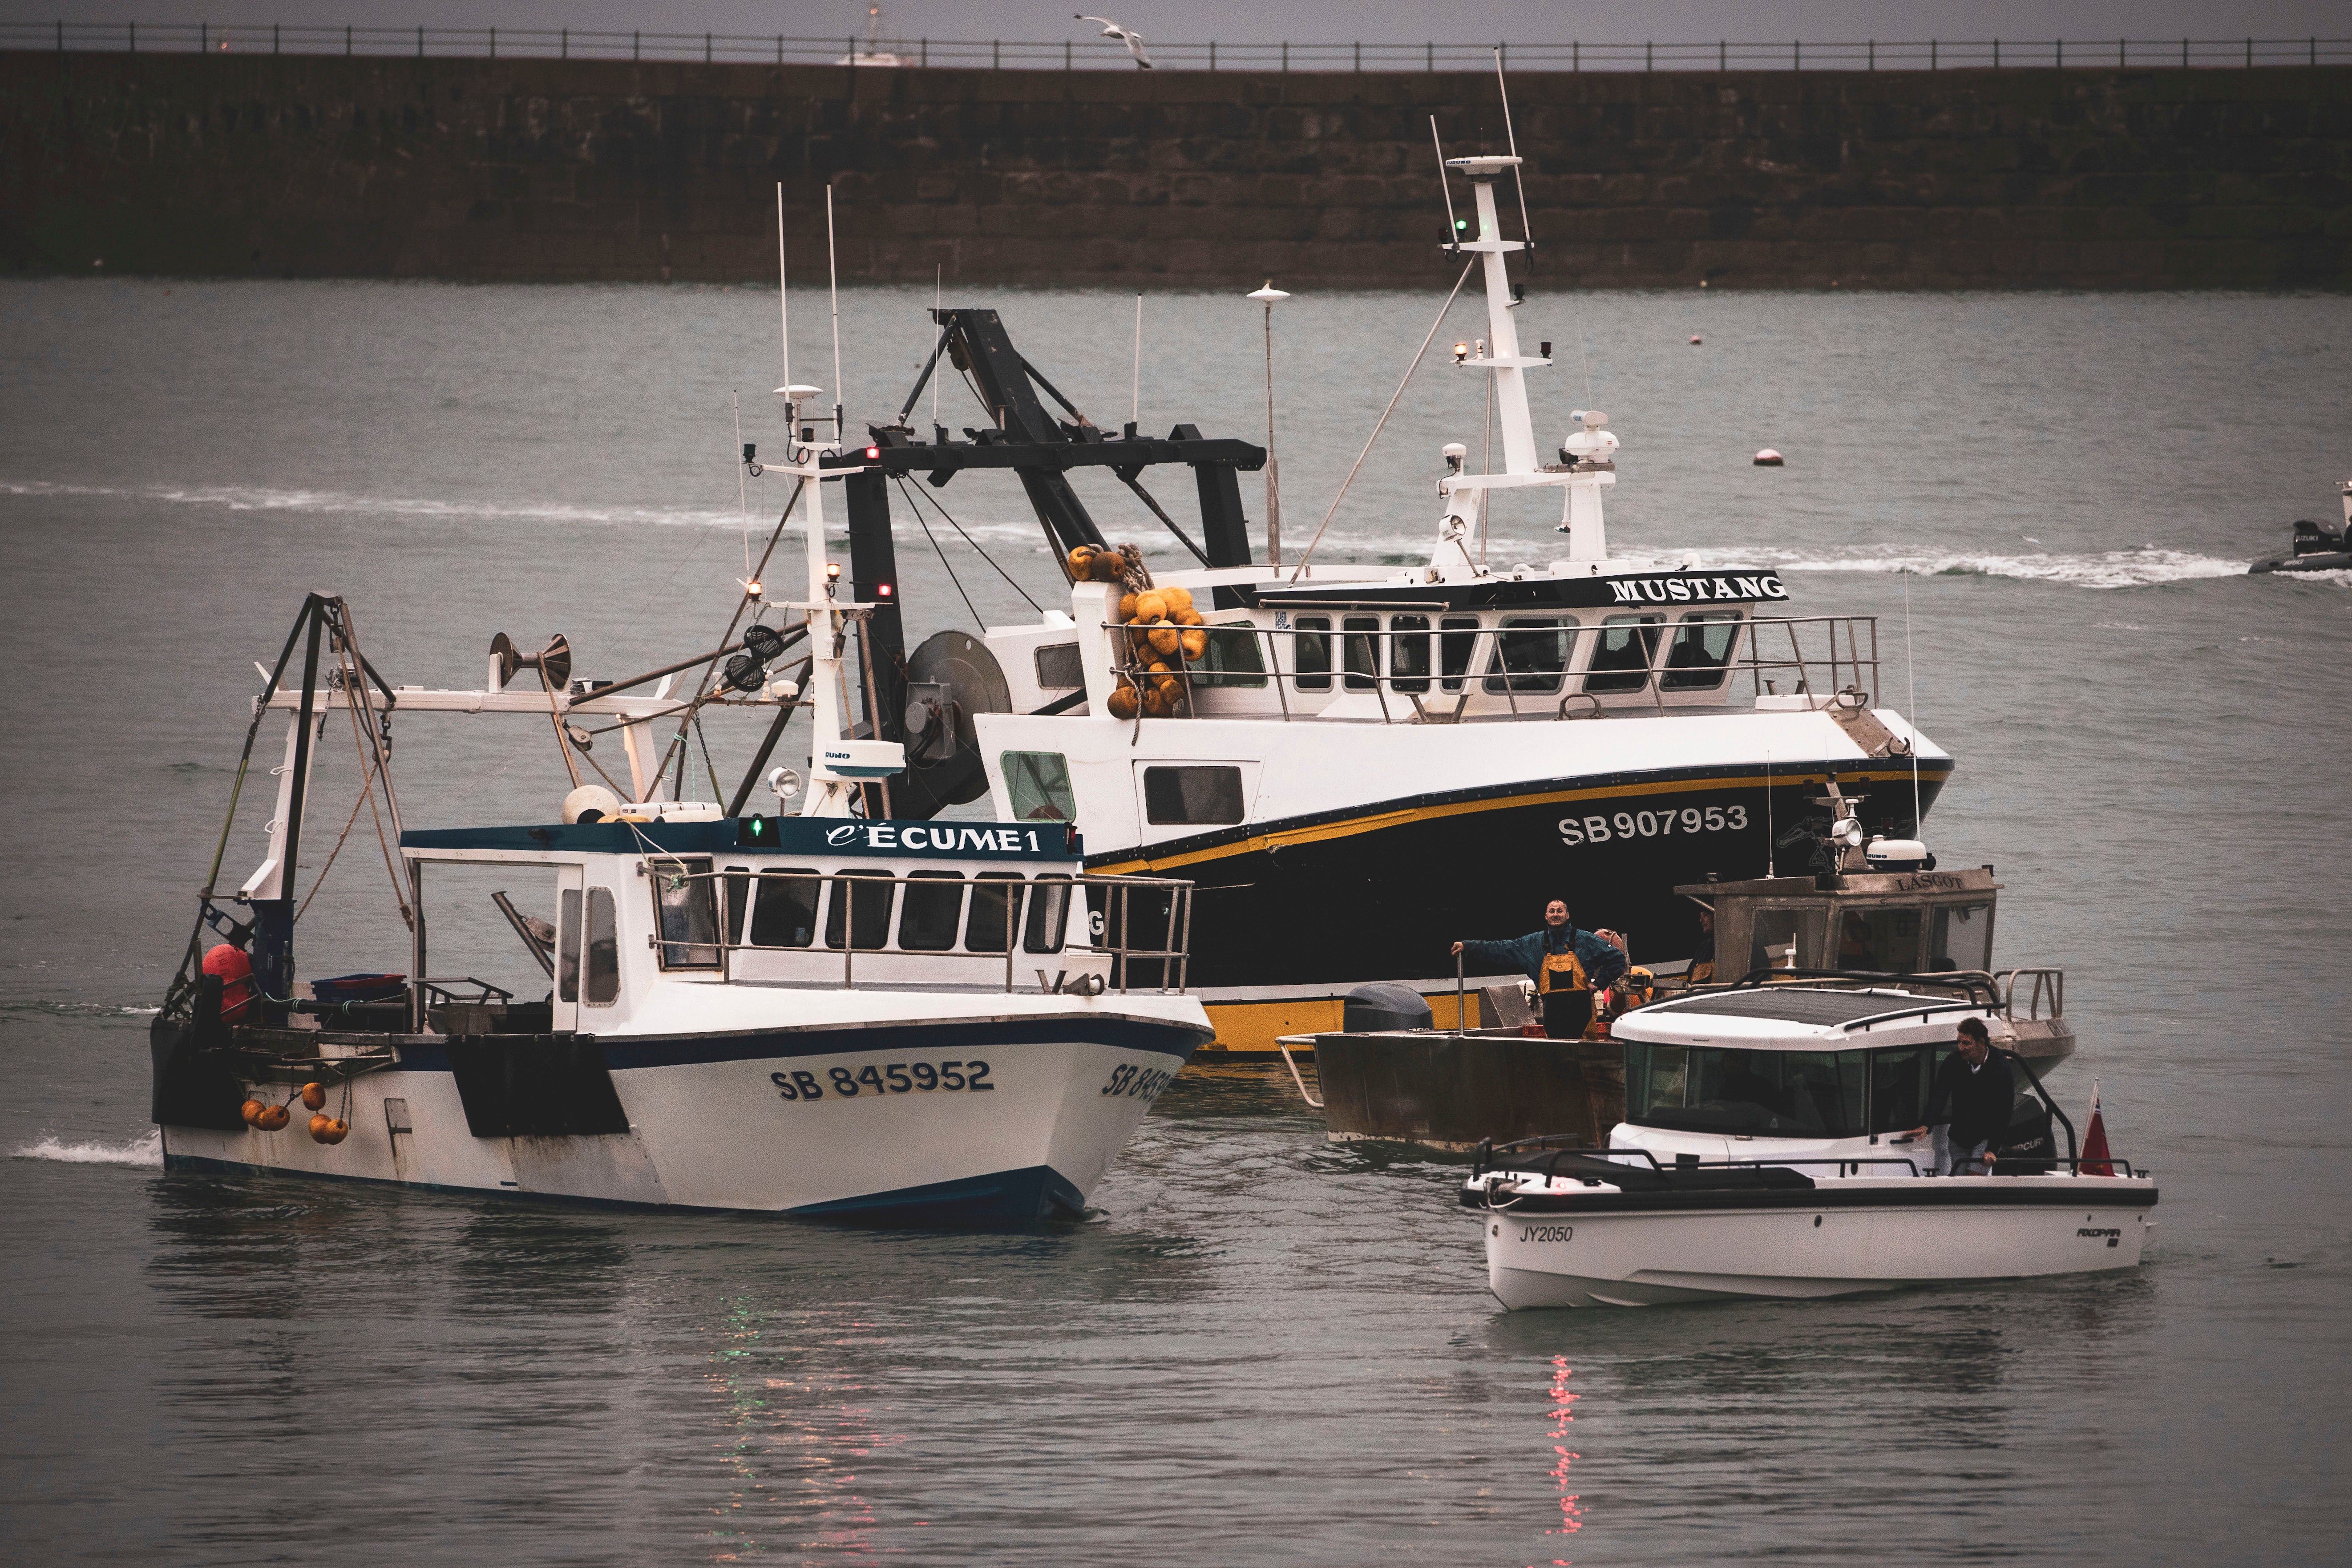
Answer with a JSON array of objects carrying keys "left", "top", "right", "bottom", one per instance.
[
  {"left": 877, "top": 582, "right": 894, "bottom": 598},
  {"left": 864, "top": 445, "right": 881, "bottom": 460}
]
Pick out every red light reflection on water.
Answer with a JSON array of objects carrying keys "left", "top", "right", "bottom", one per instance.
[{"left": 1537, "top": 1354, "right": 1580, "bottom": 1567}]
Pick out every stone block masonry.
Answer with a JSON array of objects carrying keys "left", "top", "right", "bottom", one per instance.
[{"left": 4, "top": 51, "right": 2346, "bottom": 287}]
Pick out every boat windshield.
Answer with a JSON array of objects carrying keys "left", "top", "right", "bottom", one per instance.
[
  {"left": 1627, "top": 1042, "right": 1956, "bottom": 1138},
  {"left": 1625, "top": 1044, "right": 1864, "bottom": 1138}
]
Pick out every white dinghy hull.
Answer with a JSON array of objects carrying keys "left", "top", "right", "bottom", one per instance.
[{"left": 1477, "top": 1176, "right": 2158, "bottom": 1309}]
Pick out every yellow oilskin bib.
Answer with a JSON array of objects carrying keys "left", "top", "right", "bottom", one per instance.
[{"left": 1538, "top": 947, "right": 1588, "bottom": 996}]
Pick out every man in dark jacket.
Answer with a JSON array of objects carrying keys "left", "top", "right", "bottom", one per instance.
[
  {"left": 1453, "top": 900, "right": 1629, "bottom": 1039},
  {"left": 1907, "top": 1017, "right": 2015, "bottom": 1175}
]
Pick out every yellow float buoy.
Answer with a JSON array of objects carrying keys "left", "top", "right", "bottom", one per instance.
[{"left": 301, "top": 1082, "right": 327, "bottom": 1111}]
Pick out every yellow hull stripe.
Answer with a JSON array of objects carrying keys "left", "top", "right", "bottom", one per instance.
[{"left": 1093, "top": 766, "right": 1946, "bottom": 876}]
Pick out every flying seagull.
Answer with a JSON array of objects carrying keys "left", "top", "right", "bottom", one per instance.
[{"left": 1077, "top": 14, "right": 1154, "bottom": 68}]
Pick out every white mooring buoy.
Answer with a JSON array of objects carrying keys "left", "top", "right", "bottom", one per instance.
[{"left": 1754, "top": 449, "right": 1784, "bottom": 466}]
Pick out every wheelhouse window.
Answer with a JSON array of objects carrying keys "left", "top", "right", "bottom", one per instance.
[
  {"left": 584, "top": 888, "right": 619, "bottom": 1006},
  {"left": 1659, "top": 611, "right": 1742, "bottom": 692},
  {"left": 1033, "top": 643, "right": 1083, "bottom": 689},
  {"left": 966, "top": 873, "right": 1026, "bottom": 953},
  {"left": 1750, "top": 906, "right": 1827, "bottom": 973},
  {"left": 723, "top": 866, "right": 752, "bottom": 947},
  {"left": 1439, "top": 616, "right": 1480, "bottom": 692},
  {"left": 750, "top": 869, "right": 821, "bottom": 948},
  {"left": 1342, "top": 615, "right": 1379, "bottom": 691},
  {"left": 1143, "top": 765, "right": 1245, "bottom": 825},
  {"left": 651, "top": 857, "right": 720, "bottom": 969},
  {"left": 1390, "top": 615, "right": 1432, "bottom": 694},
  {"left": 1002, "top": 751, "right": 1076, "bottom": 823},
  {"left": 1867, "top": 1046, "right": 1936, "bottom": 1136},
  {"left": 1625, "top": 1044, "right": 1865, "bottom": 1138},
  {"left": 558, "top": 888, "right": 582, "bottom": 1003},
  {"left": 1485, "top": 617, "right": 1572, "bottom": 695},
  {"left": 1930, "top": 904, "right": 1993, "bottom": 972},
  {"left": 1293, "top": 616, "right": 1331, "bottom": 692},
  {"left": 898, "top": 872, "right": 966, "bottom": 952},
  {"left": 1025, "top": 875, "right": 1072, "bottom": 953},
  {"left": 1584, "top": 614, "right": 1665, "bottom": 694},
  {"left": 823, "top": 872, "right": 896, "bottom": 951},
  {"left": 1193, "top": 625, "right": 1268, "bottom": 689},
  {"left": 1836, "top": 907, "right": 1924, "bottom": 972}
]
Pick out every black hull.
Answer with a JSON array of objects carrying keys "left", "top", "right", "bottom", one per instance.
[{"left": 1096, "top": 760, "right": 1950, "bottom": 988}]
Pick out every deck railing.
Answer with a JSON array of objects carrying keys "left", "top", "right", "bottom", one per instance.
[
  {"left": 1108, "top": 613, "right": 1880, "bottom": 723},
  {"left": 7, "top": 23, "right": 2346, "bottom": 72}
]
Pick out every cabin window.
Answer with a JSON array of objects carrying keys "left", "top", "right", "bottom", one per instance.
[
  {"left": 1034, "top": 643, "right": 1083, "bottom": 689},
  {"left": 1836, "top": 907, "right": 1924, "bottom": 972},
  {"left": 1584, "top": 614, "right": 1665, "bottom": 694},
  {"left": 1485, "top": 617, "right": 1571, "bottom": 695},
  {"left": 1930, "top": 904, "right": 1993, "bottom": 973},
  {"left": 1002, "top": 751, "right": 1076, "bottom": 823},
  {"left": 1867, "top": 1046, "right": 1936, "bottom": 1136},
  {"left": 584, "top": 888, "right": 619, "bottom": 1006},
  {"left": 558, "top": 888, "right": 582, "bottom": 1003},
  {"left": 1025, "top": 874, "right": 1072, "bottom": 953},
  {"left": 824, "top": 872, "right": 897, "bottom": 951},
  {"left": 1659, "top": 611, "right": 1742, "bottom": 692},
  {"left": 1293, "top": 616, "right": 1332, "bottom": 692},
  {"left": 750, "top": 869, "right": 821, "bottom": 948},
  {"left": 651, "top": 857, "right": 720, "bottom": 969},
  {"left": 1439, "top": 616, "right": 1481, "bottom": 692},
  {"left": 1750, "top": 906, "right": 1827, "bottom": 973},
  {"left": 1143, "top": 765, "right": 1245, "bottom": 825},
  {"left": 1342, "top": 616, "right": 1379, "bottom": 691},
  {"left": 899, "top": 872, "right": 966, "bottom": 952},
  {"left": 966, "top": 873, "right": 1026, "bottom": 953},
  {"left": 1625, "top": 1043, "right": 1865, "bottom": 1138},
  {"left": 723, "top": 866, "right": 752, "bottom": 947},
  {"left": 1390, "top": 615, "right": 1432, "bottom": 694},
  {"left": 1193, "top": 626, "right": 1268, "bottom": 689}
]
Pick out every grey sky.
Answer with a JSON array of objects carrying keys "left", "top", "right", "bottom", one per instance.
[{"left": 9, "top": 1, "right": 2347, "bottom": 45}]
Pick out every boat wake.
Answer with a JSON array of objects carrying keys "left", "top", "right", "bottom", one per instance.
[
  {"left": 13, "top": 1129, "right": 162, "bottom": 1167},
  {"left": 1645, "top": 545, "right": 2257, "bottom": 591},
  {"left": 1, "top": 477, "right": 752, "bottom": 530}
]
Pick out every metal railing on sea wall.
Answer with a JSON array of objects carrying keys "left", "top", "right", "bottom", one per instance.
[{"left": 7, "top": 22, "right": 2348, "bottom": 72}]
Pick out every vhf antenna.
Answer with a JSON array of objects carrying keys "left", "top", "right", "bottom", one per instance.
[
  {"left": 1495, "top": 49, "right": 1534, "bottom": 276},
  {"left": 775, "top": 182, "right": 792, "bottom": 401},
  {"left": 1430, "top": 116, "right": 1462, "bottom": 249},
  {"left": 825, "top": 182, "right": 845, "bottom": 441}
]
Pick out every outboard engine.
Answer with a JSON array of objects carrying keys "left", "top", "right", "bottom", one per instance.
[
  {"left": 1993, "top": 1094, "right": 2057, "bottom": 1174},
  {"left": 1343, "top": 982, "right": 1434, "bottom": 1033}
]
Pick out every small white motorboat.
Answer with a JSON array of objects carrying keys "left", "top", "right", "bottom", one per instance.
[{"left": 1461, "top": 981, "right": 2155, "bottom": 1307}]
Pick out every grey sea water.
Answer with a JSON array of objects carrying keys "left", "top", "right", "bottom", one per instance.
[{"left": 2, "top": 278, "right": 2348, "bottom": 1565}]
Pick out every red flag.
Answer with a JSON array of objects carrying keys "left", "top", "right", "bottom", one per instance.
[{"left": 2080, "top": 1080, "right": 2114, "bottom": 1177}]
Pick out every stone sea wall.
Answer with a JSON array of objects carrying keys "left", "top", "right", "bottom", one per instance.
[{"left": 4, "top": 50, "right": 2347, "bottom": 287}]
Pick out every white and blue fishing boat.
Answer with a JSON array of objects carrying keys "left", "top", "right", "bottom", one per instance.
[{"left": 149, "top": 393, "right": 1211, "bottom": 1223}]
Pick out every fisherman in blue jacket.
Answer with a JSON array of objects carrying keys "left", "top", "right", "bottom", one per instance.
[{"left": 1453, "top": 900, "right": 1629, "bottom": 1039}]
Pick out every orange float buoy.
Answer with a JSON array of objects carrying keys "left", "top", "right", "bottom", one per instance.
[
  {"left": 1088, "top": 550, "right": 1125, "bottom": 583},
  {"left": 240, "top": 1099, "right": 266, "bottom": 1126},
  {"left": 1147, "top": 623, "right": 1180, "bottom": 658},
  {"left": 319, "top": 1119, "right": 348, "bottom": 1146},
  {"left": 308, "top": 1112, "right": 334, "bottom": 1141},
  {"left": 1133, "top": 591, "right": 1168, "bottom": 623},
  {"left": 255, "top": 1103, "right": 291, "bottom": 1132},
  {"left": 1107, "top": 680, "right": 1140, "bottom": 719},
  {"left": 1754, "top": 448, "right": 1785, "bottom": 466},
  {"left": 1179, "top": 628, "right": 1208, "bottom": 660},
  {"left": 1160, "top": 586, "right": 1194, "bottom": 615},
  {"left": 301, "top": 1082, "right": 327, "bottom": 1111}
]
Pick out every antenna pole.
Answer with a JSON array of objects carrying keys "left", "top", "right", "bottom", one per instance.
[
  {"left": 735, "top": 390, "right": 752, "bottom": 577},
  {"left": 1495, "top": 49, "right": 1534, "bottom": 264},
  {"left": 1430, "top": 117, "right": 1459, "bottom": 246},
  {"left": 776, "top": 184, "right": 791, "bottom": 396},
  {"left": 1263, "top": 294, "right": 1279, "bottom": 567},
  {"left": 826, "top": 183, "right": 844, "bottom": 440},
  {"left": 932, "top": 264, "right": 943, "bottom": 424},
  {"left": 1905, "top": 569, "right": 1923, "bottom": 832},
  {"left": 1132, "top": 292, "right": 1142, "bottom": 428}
]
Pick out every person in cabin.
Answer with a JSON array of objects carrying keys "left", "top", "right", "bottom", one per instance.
[
  {"left": 1907, "top": 1017, "right": 2016, "bottom": 1175},
  {"left": 1452, "top": 901, "right": 1628, "bottom": 1040},
  {"left": 1689, "top": 906, "right": 1716, "bottom": 984}
]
